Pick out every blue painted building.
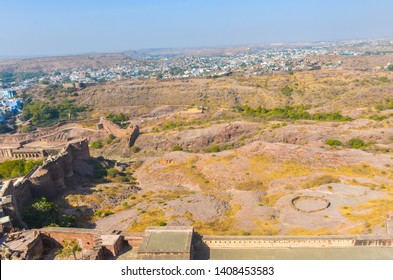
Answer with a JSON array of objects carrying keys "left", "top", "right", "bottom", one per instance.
[{"left": 1, "top": 89, "right": 15, "bottom": 99}]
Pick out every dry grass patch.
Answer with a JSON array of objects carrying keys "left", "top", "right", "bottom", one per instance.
[
  {"left": 252, "top": 219, "right": 281, "bottom": 235},
  {"left": 249, "top": 156, "right": 314, "bottom": 182},
  {"left": 191, "top": 204, "right": 242, "bottom": 235},
  {"left": 340, "top": 198, "right": 393, "bottom": 229},
  {"left": 235, "top": 180, "right": 268, "bottom": 191},
  {"left": 335, "top": 163, "right": 385, "bottom": 178},
  {"left": 285, "top": 227, "right": 341, "bottom": 236},
  {"left": 127, "top": 208, "right": 172, "bottom": 232},
  {"left": 302, "top": 175, "right": 340, "bottom": 189},
  {"left": 261, "top": 193, "right": 286, "bottom": 207}
]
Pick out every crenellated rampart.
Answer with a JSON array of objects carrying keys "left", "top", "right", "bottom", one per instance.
[{"left": 196, "top": 235, "right": 393, "bottom": 249}]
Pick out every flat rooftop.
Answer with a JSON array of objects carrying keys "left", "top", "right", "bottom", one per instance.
[
  {"left": 101, "top": 235, "right": 121, "bottom": 246},
  {"left": 138, "top": 226, "right": 193, "bottom": 254}
]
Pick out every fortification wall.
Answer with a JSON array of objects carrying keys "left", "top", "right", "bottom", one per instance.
[
  {"left": 0, "top": 140, "right": 91, "bottom": 227},
  {"left": 3, "top": 180, "right": 32, "bottom": 227},
  {"left": 67, "top": 139, "right": 90, "bottom": 159},
  {"left": 98, "top": 117, "right": 127, "bottom": 138},
  {"left": 29, "top": 151, "right": 73, "bottom": 199},
  {"left": 197, "top": 235, "right": 393, "bottom": 249},
  {"left": 0, "top": 119, "right": 100, "bottom": 145},
  {"left": 28, "top": 139, "right": 89, "bottom": 199}
]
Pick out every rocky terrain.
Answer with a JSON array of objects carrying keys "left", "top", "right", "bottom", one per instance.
[{"left": 3, "top": 59, "right": 393, "bottom": 237}]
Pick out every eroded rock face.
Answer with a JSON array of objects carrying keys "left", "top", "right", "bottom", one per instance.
[
  {"left": 165, "top": 194, "right": 230, "bottom": 223},
  {"left": 135, "top": 122, "right": 259, "bottom": 152}
]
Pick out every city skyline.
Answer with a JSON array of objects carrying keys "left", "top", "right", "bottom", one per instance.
[{"left": 2, "top": 0, "right": 393, "bottom": 57}]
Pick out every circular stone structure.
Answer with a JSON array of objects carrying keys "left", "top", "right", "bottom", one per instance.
[{"left": 291, "top": 196, "right": 330, "bottom": 213}]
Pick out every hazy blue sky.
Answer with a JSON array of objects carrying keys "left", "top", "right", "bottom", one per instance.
[{"left": 1, "top": 0, "right": 393, "bottom": 57}]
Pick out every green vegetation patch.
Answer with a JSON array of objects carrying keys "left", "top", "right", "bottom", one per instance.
[
  {"left": 106, "top": 113, "right": 129, "bottom": 128},
  {"left": 325, "top": 139, "right": 343, "bottom": 146},
  {"left": 375, "top": 98, "right": 393, "bottom": 110},
  {"left": 236, "top": 105, "right": 352, "bottom": 122},
  {"left": 90, "top": 140, "right": 103, "bottom": 149},
  {"left": 0, "top": 71, "right": 45, "bottom": 84},
  {"left": 20, "top": 99, "right": 88, "bottom": 126},
  {"left": 23, "top": 197, "right": 76, "bottom": 228},
  {"left": 347, "top": 138, "right": 366, "bottom": 149},
  {"left": 0, "top": 159, "right": 42, "bottom": 180}
]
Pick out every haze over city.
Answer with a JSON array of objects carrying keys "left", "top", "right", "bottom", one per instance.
[{"left": 2, "top": 0, "right": 393, "bottom": 57}]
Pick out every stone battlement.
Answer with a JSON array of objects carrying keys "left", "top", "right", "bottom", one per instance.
[{"left": 197, "top": 235, "right": 393, "bottom": 248}]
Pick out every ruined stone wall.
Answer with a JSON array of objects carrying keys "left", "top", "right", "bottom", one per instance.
[
  {"left": 25, "top": 233, "right": 44, "bottom": 260},
  {"left": 39, "top": 227, "right": 104, "bottom": 260},
  {"left": 0, "top": 140, "right": 91, "bottom": 226},
  {"left": 29, "top": 151, "right": 73, "bottom": 199},
  {"left": 0, "top": 148, "right": 13, "bottom": 158},
  {"left": 3, "top": 180, "right": 32, "bottom": 227},
  {"left": 27, "top": 140, "right": 90, "bottom": 199},
  {"left": 39, "top": 227, "right": 101, "bottom": 251},
  {"left": 67, "top": 139, "right": 90, "bottom": 159},
  {"left": 0, "top": 119, "right": 100, "bottom": 145},
  {"left": 98, "top": 117, "right": 127, "bottom": 138}
]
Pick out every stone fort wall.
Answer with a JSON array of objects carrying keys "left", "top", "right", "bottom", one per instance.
[
  {"left": 28, "top": 139, "right": 89, "bottom": 200},
  {"left": 197, "top": 235, "right": 393, "bottom": 249},
  {"left": 0, "top": 118, "right": 139, "bottom": 161},
  {"left": 0, "top": 139, "right": 90, "bottom": 227}
]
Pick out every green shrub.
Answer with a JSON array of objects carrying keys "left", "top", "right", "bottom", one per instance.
[
  {"left": 281, "top": 85, "right": 294, "bottom": 96},
  {"left": 107, "top": 168, "right": 119, "bottom": 178},
  {"left": 378, "top": 76, "right": 389, "bottom": 82},
  {"left": 238, "top": 105, "right": 351, "bottom": 122},
  {"left": 369, "top": 115, "right": 387, "bottom": 121},
  {"left": 20, "top": 124, "right": 33, "bottom": 133},
  {"left": 23, "top": 197, "right": 76, "bottom": 228},
  {"left": 210, "top": 145, "right": 220, "bottom": 153},
  {"left": 106, "top": 113, "right": 129, "bottom": 124},
  {"left": 325, "top": 139, "right": 342, "bottom": 146},
  {"left": 105, "top": 134, "right": 116, "bottom": 144},
  {"left": 90, "top": 141, "right": 103, "bottom": 149},
  {"left": 86, "top": 159, "right": 107, "bottom": 179},
  {"left": 131, "top": 146, "right": 141, "bottom": 153},
  {"left": 172, "top": 145, "right": 183, "bottom": 151},
  {"left": 348, "top": 138, "right": 365, "bottom": 149}
]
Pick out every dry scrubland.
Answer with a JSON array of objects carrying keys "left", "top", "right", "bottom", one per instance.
[
  {"left": 24, "top": 67, "right": 393, "bottom": 236},
  {"left": 75, "top": 69, "right": 393, "bottom": 115}
]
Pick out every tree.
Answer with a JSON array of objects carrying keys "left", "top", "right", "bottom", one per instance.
[
  {"left": 107, "top": 168, "right": 119, "bottom": 178},
  {"left": 347, "top": 138, "right": 365, "bottom": 149},
  {"left": 56, "top": 239, "right": 82, "bottom": 260},
  {"left": 90, "top": 140, "right": 103, "bottom": 149},
  {"left": 23, "top": 197, "right": 76, "bottom": 228}
]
